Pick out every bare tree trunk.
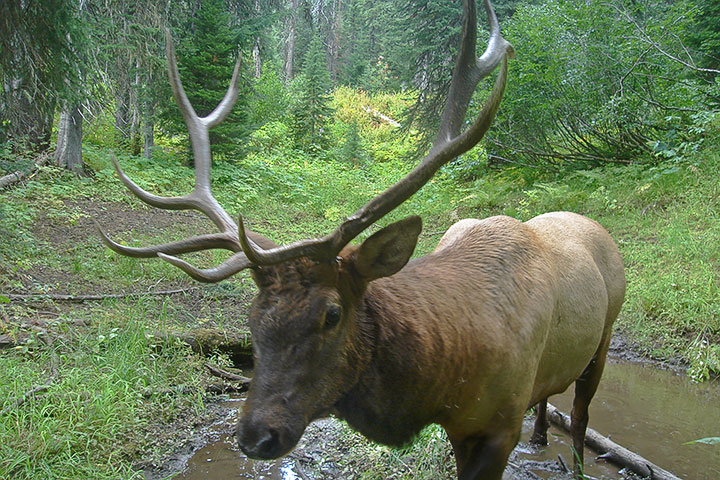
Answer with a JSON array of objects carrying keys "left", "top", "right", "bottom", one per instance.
[
  {"left": 328, "top": 0, "right": 342, "bottom": 82},
  {"left": 129, "top": 58, "right": 141, "bottom": 155},
  {"left": 284, "top": 0, "right": 299, "bottom": 83},
  {"left": 55, "top": 104, "right": 83, "bottom": 174},
  {"left": 143, "top": 98, "right": 154, "bottom": 159},
  {"left": 252, "top": 0, "right": 262, "bottom": 79}
]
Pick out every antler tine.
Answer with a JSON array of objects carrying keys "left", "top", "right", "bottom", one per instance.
[
  {"left": 95, "top": 218, "right": 239, "bottom": 258},
  {"left": 236, "top": 0, "right": 512, "bottom": 265},
  {"left": 158, "top": 252, "right": 253, "bottom": 283},
  {"left": 164, "top": 29, "right": 238, "bottom": 232},
  {"left": 99, "top": 32, "right": 245, "bottom": 282}
]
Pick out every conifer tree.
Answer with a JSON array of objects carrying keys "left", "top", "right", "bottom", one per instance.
[
  {"left": 292, "top": 35, "right": 333, "bottom": 155},
  {"left": 160, "top": 0, "right": 249, "bottom": 160}
]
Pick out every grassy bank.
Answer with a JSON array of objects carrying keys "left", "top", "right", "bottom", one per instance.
[{"left": 1, "top": 125, "right": 719, "bottom": 477}]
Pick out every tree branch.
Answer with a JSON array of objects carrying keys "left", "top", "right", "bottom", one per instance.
[{"left": 4, "top": 287, "right": 199, "bottom": 303}]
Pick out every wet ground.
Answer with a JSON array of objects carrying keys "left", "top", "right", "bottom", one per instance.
[{"left": 147, "top": 358, "right": 720, "bottom": 479}]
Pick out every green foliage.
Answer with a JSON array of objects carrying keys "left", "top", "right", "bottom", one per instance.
[
  {"left": 331, "top": 86, "right": 419, "bottom": 162},
  {"left": 248, "top": 120, "right": 292, "bottom": 155},
  {"left": 687, "top": 0, "right": 720, "bottom": 70},
  {"left": 247, "top": 65, "right": 291, "bottom": 128},
  {"left": 0, "top": 0, "right": 87, "bottom": 149},
  {"left": 685, "top": 437, "right": 720, "bottom": 446},
  {"left": 339, "top": 122, "right": 368, "bottom": 165},
  {"left": 0, "top": 138, "right": 34, "bottom": 176},
  {"left": 0, "top": 309, "right": 206, "bottom": 479},
  {"left": 489, "top": 0, "right": 713, "bottom": 168}
]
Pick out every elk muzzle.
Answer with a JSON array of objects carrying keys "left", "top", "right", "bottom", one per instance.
[{"left": 236, "top": 402, "right": 307, "bottom": 460}]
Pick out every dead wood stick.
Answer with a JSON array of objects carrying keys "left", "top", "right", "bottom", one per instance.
[
  {"left": 3, "top": 287, "right": 198, "bottom": 303},
  {"left": 205, "top": 363, "right": 252, "bottom": 384},
  {"left": 546, "top": 403, "right": 681, "bottom": 480},
  {"left": 361, "top": 105, "right": 401, "bottom": 127},
  {"left": 0, "top": 333, "right": 58, "bottom": 415},
  {"left": 0, "top": 152, "right": 51, "bottom": 190}
]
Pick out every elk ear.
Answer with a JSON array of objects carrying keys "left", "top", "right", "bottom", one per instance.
[{"left": 352, "top": 216, "right": 422, "bottom": 281}]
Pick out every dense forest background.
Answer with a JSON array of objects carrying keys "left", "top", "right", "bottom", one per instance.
[
  {"left": 1, "top": 1, "right": 719, "bottom": 478},
  {"left": 2, "top": 0, "right": 718, "bottom": 172}
]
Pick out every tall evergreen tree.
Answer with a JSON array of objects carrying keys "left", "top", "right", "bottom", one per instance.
[
  {"left": 0, "top": 0, "right": 83, "bottom": 154},
  {"left": 292, "top": 35, "right": 334, "bottom": 154},
  {"left": 159, "top": 0, "right": 250, "bottom": 160}
]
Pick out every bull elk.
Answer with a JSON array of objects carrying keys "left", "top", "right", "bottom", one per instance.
[{"left": 98, "top": 1, "right": 626, "bottom": 478}]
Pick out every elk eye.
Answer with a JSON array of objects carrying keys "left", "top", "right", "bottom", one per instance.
[{"left": 324, "top": 304, "right": 342, "bottom": 330}]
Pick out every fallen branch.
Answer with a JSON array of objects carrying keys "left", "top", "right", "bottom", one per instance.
[
  {"left": 0, "top": 151, "right": 52, "bottom": 190},
  {"left": 3, "top": 287, "right": 198, "bottom": 303},
  {"left": 546, "top": 403, "right": 681, "bottom": 480},
  {"left": 0, "top": 332, "right": 58, "bottom": 415},
  {"left": 361, "top": 105, "right": 401, "bottom": 127},
  {"left": 205, "top": 363, "right": 252, "bottom": 384}
]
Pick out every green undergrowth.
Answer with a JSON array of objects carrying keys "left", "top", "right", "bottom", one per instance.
[{"left": 0, "top": 303, "right": 208, "bottom": 480}]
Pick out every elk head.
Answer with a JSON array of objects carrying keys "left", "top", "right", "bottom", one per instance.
[{"left": 98, "top": 0, "right": 513, "bottom": 461}]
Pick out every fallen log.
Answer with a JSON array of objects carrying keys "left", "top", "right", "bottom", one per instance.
[
  {"left": 155, "top": 327, "right": 253, "bottom": 361},
  {"left": 546, "top": 403, "right": 681, "bottom": 480},
  {"left": 0, "top": 151, "right": 51, "bottom": 190}
]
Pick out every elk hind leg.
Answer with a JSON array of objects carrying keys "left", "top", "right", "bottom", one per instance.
[
  {"left": 530, "top": 398, "right": 549, "bottom": 446},
  {"left": 571, "top": 338, "right": 611, "bottom": 478}
]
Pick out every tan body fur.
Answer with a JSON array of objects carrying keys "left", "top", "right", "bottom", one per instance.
[{"left": 331, "top": 212, "right": 625, "bottom": 478}]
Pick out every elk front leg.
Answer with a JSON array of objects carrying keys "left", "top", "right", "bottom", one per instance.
[
  {"left": 530, "top": 398, "right": 549, "bottom": 446},
  {"left": 449, "top": 426, "right": 520, "bottom": 480}
]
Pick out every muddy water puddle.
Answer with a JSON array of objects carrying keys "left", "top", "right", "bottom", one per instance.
[
  {"left": 178, "top": 396, "right": 307, "bottom": 480},
  {"left": 546, "top": 359, "right": 720, "bottom": 479},
  {"left": 175, "top": 360, "right": 720, "bottom": 479}
]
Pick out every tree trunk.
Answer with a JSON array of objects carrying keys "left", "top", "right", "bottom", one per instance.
[
  {"left": 328, "top": 0, "right": 343, "bottom": 83},
  {"left": 129, "top": 58, "right": 141, "bottom": 155},
  {"left": 143, "top": 99, "right": 155, "bottom": 159},
  {"left": 55, "top": 104, "right": 83, "bottom": 174},
  {"left": 284, "top": 0, "right": 299, "bottom": 83}
]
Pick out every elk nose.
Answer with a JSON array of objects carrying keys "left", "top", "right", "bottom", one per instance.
[{"left": 236, "top": 423, "right": 282, "bottom": 460}]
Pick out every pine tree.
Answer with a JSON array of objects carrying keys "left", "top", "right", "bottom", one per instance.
[
  {"left": 292, "top": 35, "right": 333, "bottom": 155},
  {"left": 159, "top": 0, "right": 249, "bottom": 160},
  {"left": 340, "top": 122, "right": 367, "bottom": 166}
]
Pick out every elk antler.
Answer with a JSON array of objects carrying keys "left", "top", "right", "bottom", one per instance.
[
  {"left": 99, "top": 0, "right": 513, "bottom": 282},
  {"left": 233, "top": 0, "right": 513, "bottom": 265},
  {"left": 97, "top": 30, "right": 255, "bottom": 280}
]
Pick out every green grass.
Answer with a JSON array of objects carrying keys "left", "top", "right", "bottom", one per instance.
[{"left": 0, "top": 303, "right": 207, "bottom": 479}]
